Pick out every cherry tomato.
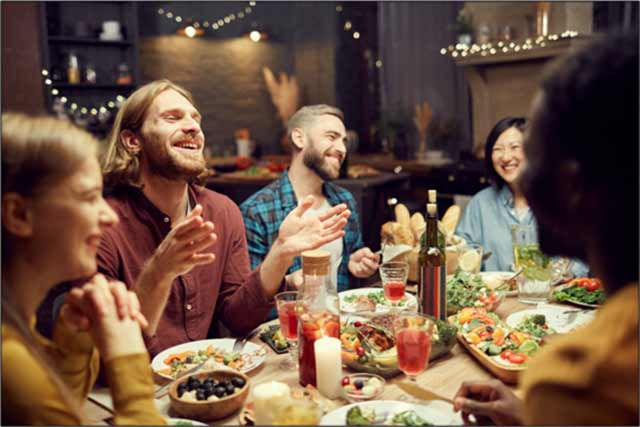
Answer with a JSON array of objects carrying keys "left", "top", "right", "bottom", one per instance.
[
  {"left": 500, "top": 350, "right": 513, "bottom": 360},
  {"left": 353, "top": 321, "right": 363, "bottom": 328},
  {"left": 508, "top": 353, "right": 527, "bottom": 364},
  {"left": 577, "top": 278, "right": 591, "bottom": 288},
  {"left": 542, "top": 324, "right": 548, "bottom": 329},
  {"left": 355, "top": 346, "right": 366, "bottom": 357},
  {"left": 478, "top": 330, "right": 491, "bottom": 339},
  {"left": 585, "top": 280, "right": 601, "bottom": 292},
  {"left": 342, "top": 376, "right": 350, "bottom": 386},
  {"left": 235, "top": 156, "right": 252, "bottom": 170}
]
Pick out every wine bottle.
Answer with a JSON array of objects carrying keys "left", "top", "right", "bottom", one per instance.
[
  {"left": 418, "top": 203, "right": 447, "bottom": 320},
  {"left": 426, "top": 189, "right": 445, "bottom": 249}
]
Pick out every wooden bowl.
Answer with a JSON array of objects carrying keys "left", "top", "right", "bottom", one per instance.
[{"left": 168, "top": 369, "right": 250, "bottom": 421}]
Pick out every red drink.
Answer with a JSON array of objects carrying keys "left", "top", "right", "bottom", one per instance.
[
  {"left": 396, "top": 329, "right": 432, "bottom": 376},
  {"left": 384, "top": 281, "right": 406, "bottom": 301},
  {"left": 277, "top": 301, "right": 298, "bottom": 341},
  {"left": 298, "top": 311, "right": 339, "bottom": 387}
]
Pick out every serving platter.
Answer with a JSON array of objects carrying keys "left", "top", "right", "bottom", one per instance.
[
  {"left": 551, "top": 282, "right": 603, "bottom": 308},
  {"left": 505, "top": 305, "right": 595, "bottom": 334},
  {"left": 339, "top": 287, "right": 417, "bottom": 314},
  {"left": 455, "top": 333, "right": 524, "bottom": 384}
]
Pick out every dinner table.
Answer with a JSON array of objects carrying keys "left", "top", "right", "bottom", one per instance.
[{"left": 84, "top": 294, "right": 551, "bottom": 425}]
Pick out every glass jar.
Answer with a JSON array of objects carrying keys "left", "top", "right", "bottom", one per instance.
[{"left": 296, "top": 250, "right": 340, "bottom": 387}]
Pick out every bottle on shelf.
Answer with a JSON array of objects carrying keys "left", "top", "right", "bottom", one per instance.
[
  {"left": 297, "top": 250, "right": 340, "bottom": 388},
  {"left": 418, "top": 202, "right": 447, "bottom": 320},
  {"left": 67, "top": 51, "right": 80, "bottom": 84}
]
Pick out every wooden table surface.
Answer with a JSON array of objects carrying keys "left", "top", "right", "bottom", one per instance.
[{"left": 86, "top": 296, "right": 532, "bottom": 425}]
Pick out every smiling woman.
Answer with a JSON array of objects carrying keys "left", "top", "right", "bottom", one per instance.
[{"left": 1, "top": 113, "right": 166, "bottom": 425}]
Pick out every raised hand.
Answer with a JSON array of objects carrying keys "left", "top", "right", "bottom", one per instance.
[
  {"left": 262, "top": 67, "right": 300, "bottom": 127},
  {"left": 149, "top": 204, "right": 217, "bottom": 281},
  {"left": 453, "top": 380, "right": 524, "bottom": 425},
  {"left": 276, "top": 195, "right": 350, "bottom": 258},
  {"left": 348, "top": 247, "right": 380, "bottom": 278}
]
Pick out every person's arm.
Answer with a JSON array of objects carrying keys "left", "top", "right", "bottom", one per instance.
[
  {"left": 127, "top": 205, "right": 216, "bottom": 336},
  {"left": 241, "top": 201, "right": 271, "bottom": 271},
  {"left": 455, "top": 196, "right": 483, "bottom": 246}
]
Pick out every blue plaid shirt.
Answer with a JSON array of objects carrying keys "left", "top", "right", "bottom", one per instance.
[{"left": 240, "top": 170, "right": 364, "bottom": 292}]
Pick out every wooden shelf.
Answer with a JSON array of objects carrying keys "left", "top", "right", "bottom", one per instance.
[
  {"left": 51, "top": 83, "right": 135, "bottom": 90},
  {"left": 48, "top": 36, "right": 133, "bottom": 47}
]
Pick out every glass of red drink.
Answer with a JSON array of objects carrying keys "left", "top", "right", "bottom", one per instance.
[
  {"left": 380, "top": 261, "right": 409, "bottom": 307},
  {"left": 393, "top": 313, "right": 434, "bottom": 382},
  {"left": 275, "top": 291, "right": 299, "bottom": 369}
]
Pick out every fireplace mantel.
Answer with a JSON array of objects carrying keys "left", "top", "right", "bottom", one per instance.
[{"left": 455, "top": 37, "right": 590, "bottom": 155}]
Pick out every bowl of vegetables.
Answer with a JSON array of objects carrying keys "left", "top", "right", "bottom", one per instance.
[
  {"left": 340, "top": 314, "right": 457, "bottom": 378},
  {"left": 447, "top": 269, "right": 505, "bottom": 315},
  {"left": 552, "top": 277, "right": 605, "bottom": 307}
]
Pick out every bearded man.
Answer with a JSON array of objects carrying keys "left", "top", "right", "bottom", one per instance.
[
  {"left": 241, "top": 105, "right": 379, "bottom": 293},
  {"left": 95, "top": 81, "right": 350, "bottom": 356}
]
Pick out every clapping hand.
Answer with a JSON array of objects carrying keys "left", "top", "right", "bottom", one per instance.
[{"left": 276, "top": 195, "right": 350, "bottom": 259}]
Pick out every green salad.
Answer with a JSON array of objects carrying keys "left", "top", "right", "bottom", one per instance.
[
  {"left": 346, "top": 406, "right": 433, "bottom": 426},
  {"left": 554, "top": 284, "right": 605, "bottom": 305},
  {"left": 343, "top": 290, "right": 408, "bottom": 307},
  {"left": 515, "top": 314, "right": 555, "bottom": 339}
]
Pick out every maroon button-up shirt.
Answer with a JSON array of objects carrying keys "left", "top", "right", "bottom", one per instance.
[{"left": 97, "top": 184, "right": 274, "bottom": 356}]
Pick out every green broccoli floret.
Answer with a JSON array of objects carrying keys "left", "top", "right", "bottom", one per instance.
[{"left": 531, "top": 314, "right": 546, "bottom": 326}]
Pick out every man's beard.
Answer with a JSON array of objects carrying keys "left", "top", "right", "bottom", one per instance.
[
  {"left": 303, "top": 143, "right": 342, "bottom": 182},
  {"left": 142, "top": 133, "right": 206, "bottom": 181}
]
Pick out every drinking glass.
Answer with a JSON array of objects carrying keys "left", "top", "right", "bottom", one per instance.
[
  {"left": 511, "top": 224, "right": 537, "bottom": 270},
  {"left": 379, "top": 261, "right": 409, "bottom": 307},
  {"left": 518, "top": 262, "right": 553, "bottom": 304},
  {"left": 275, "top": 291, "right": 299, "bottom": 369},
  {"left": 458, "top": 243, "right": 483, "bottom": 273},
  {"left": 393, "top": 313, "right": 434, "bottom": 382}
]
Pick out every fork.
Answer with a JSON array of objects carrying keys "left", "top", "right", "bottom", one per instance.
[{"left": 232, "top": 326, "right": 261, "bottom": 353}]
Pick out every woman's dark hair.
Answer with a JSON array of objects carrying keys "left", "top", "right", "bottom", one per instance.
[{"left": 484, "top": 117, "right": 527, "bottom": 189}]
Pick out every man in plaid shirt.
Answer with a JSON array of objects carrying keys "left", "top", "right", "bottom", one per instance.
[{"left": 241, "top": 105, "right": 379, "bottom": 293}]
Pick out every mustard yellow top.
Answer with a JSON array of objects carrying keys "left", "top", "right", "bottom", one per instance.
[
  {"left": 1, "top": 316, "right": 166, "bottom": 425},
  {"left": 521, "top": 282, "right": 638, "bottom": 425}
]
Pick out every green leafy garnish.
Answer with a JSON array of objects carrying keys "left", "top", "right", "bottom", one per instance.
[
  {"left": 391, "top": 410, "right": 434, "bottom": 426},
  {"left": 554, "top": 285, "right": 605, "bottom": 305}
]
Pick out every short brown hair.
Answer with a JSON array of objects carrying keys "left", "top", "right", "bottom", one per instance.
[
  {"left": 286, "top": 105, "right": 344, "bottom": 150},
  {"left": 102, "top": 79, "right": 196, "bottom": 188}
]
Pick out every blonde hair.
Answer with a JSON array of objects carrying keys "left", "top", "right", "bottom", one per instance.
[
  {"left": 102, "top": 79, "right": 196, "bottom": 188},
  {"left": 1, "top": 112, "right": 95, "bottom": 424},
  {"left": 286, "top": 104, "right": 344, "bottom": 150}
]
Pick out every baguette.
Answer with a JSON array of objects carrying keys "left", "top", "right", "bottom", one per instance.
[
  {"left": 441, "top": 205, "right": 461, "bottom": 237},
  {"left": 381, "top": 221, "right": 397, "bottom": 244},
  {"left": 395, "top": 204, "right": 411, "bottom": 228},
  {"left": 410, "top": 212, "right": 426, "bottom": 243},
  {"left": 393, "top": 223, "right": 415, "bottom": 246}
]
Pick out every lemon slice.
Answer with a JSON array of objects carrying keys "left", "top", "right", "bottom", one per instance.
[{"left": 459, "top": 248, "right": 481, "bottom": 272}]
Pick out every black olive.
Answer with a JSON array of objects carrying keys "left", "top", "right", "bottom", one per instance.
[
  {"left": 196, "top": 390, "right": 207, "bottom": 401},
  {"left": 185, "top": 355, "right": 194, "bottom": 363},
  {"left": 486, "top": 326, "right": 494, "bottom": 333},
  {"left": 354, "top": 379, "right": 364, "bottom": 390},
  {"left": 203, "top": 378, "right": 215, "bottom": 387},
  {"left": 231, "top": 377, "right": 246, "bottom": 388},
  {"left": 214, "top": 386, "right": 226, "bottom": 398},
  {"left": 219, "top": 380, "right": 230, "bottom": 389},
  {"left": 177, "top": 387, "right": 186, "bottom": 398},
  {"left": 226, "top": 383, "right": 235, "bottom": 395}
]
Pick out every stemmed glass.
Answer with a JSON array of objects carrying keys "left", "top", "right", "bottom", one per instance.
[
  {"left": 393, "top": 313, "right": 434, "bottom": 382},
  {"left": 275, "top": 291, "right": 299, "bottom": 369},
  {"left": 379, "top": 261, "right": 409, "bottom": 309}
]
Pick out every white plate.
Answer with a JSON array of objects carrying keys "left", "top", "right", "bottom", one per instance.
[
  {"left": 151, "top": 338, "right": 266, "bottom": 380},
  {"left": 505, "top": 304, "right": 596, "bottom": 334},
  {"left": 340, "top": 287, "right": 417, "bottom": 314},
  {"left": 320, "top": 400, "right": 462, "bottom": 425},
  {"left": 479, "top": 271, "right": 517, "bottom": 296},
  {"left": 167, "top": 417, "right": 208, "bottom": 426}
]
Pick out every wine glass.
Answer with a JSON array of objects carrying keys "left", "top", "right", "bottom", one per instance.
[
  {"left": 393, "top": 313, "right": 434, "bottom": 382},
  {"left": 379, "top": 261, "right": 409, "bottom": 309},
  {"left": 275, "top": 291, "right": 299, "bottom": 369}
]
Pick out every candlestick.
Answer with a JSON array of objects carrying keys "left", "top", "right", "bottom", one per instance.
[
  {"left": 252, "top": 381, "right": 291, "bottom": 425},
  {"left": 314, "top": 336, "right": 342, "bottom": 399}
]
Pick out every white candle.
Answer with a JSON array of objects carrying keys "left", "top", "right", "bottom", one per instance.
[
  {"left": 252, "top": 381, "right": 291, "bottom": 425},
  {"left": 314, "top": 336, "right": 342, "bottom": 399}
]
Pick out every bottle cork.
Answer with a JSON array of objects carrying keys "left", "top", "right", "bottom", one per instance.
[
  {"left": 428, "top": 189, "right": 437, "bottom": 204},
  {"left": 301, "top": 249, "right": 331, "bottom": 275}
]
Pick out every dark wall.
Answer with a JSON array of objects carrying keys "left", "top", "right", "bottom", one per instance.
[
  {"left": 2, "top": 2, "right": 46, "bottom": 114},
  {"left": 137, "top": 2, "right": 338, "bottom": 156}
]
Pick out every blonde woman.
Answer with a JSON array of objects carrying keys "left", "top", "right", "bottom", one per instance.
[{"left": 1, "top": 113, "right": 165, "bottom": 425}]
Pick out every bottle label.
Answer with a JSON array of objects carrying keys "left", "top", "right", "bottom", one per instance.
[{"left": 419, "top": 265, "right": 447, "bottom": 320}]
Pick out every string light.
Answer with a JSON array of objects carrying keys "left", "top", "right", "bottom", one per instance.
[
  {"left": 440, "top": 31, "right": 580, "bottom": 59},
  {"left": 156, "top": 2, "right": 255, "bottom": 35},
  {"left": 40, "top": 68, "right": 128, "bottom": 116}
]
